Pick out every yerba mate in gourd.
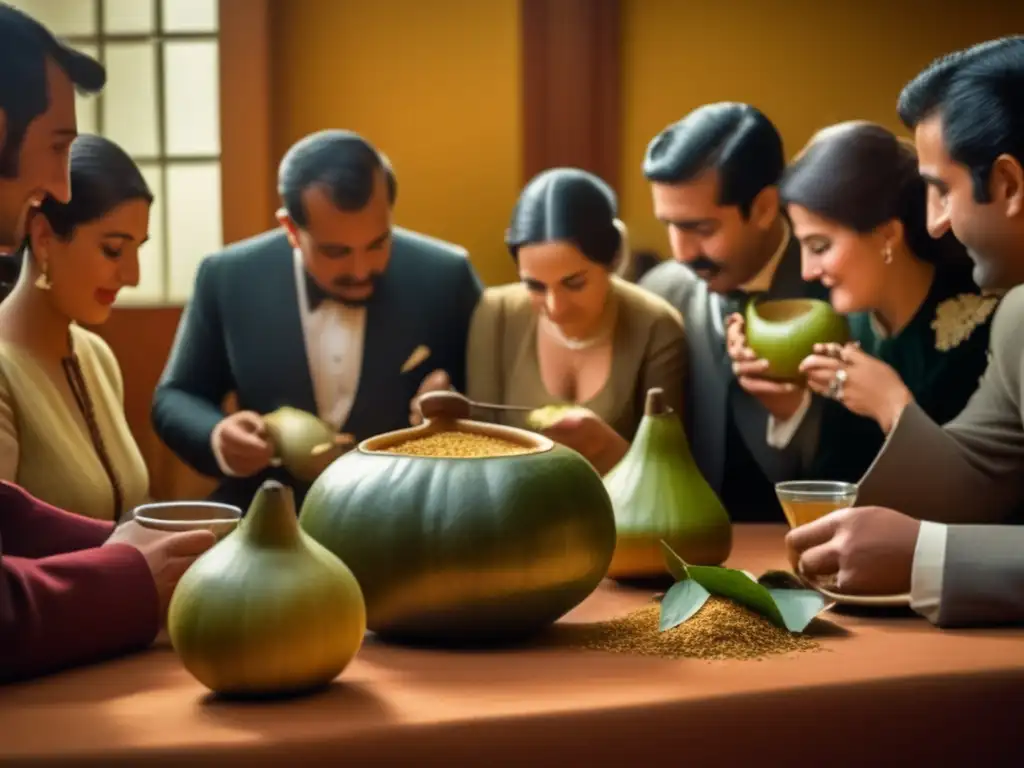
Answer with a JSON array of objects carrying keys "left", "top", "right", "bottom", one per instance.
[{"left": 299, "top": 392, "right": 615, "bottom": 645}]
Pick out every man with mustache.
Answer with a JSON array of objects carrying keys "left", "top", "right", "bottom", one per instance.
[
  {"left": 787, "top": 37, "right": 1024, "bottom": 627},
  {"left": 153, "top": 129, "right": 483, "bottom": 511},
  {"left": 1, "top": 2, "right": 215, "bottom": 681},
  {"left": 639, "top": 102, "right": 828, "bottom": 522}
]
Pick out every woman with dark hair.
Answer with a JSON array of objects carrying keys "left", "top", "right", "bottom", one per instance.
[
  {"left": 779, "top": 120, "right": 998, "bottom": 482},
  {"left": 466, "top": 167, "right": 687, "bottom": 474},
  {"left": 0, "top": 133, "right": 152, "bottom": 520}
]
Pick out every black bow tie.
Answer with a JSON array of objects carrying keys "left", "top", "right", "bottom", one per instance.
[{"left": 305, "top": 272, "right": 336, "bottom": 311}]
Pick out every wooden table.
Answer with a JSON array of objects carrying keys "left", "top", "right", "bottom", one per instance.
[{"left": 1, "top": 524, "right": 1021, "bottom": 766}]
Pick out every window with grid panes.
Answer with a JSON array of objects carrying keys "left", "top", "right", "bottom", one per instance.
[{"left": 5, "top": 0, "right": 223, "bottom": 306}]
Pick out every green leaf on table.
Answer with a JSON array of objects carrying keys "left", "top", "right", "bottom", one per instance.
[
  {"left": 766, "top": 589, "right": 829, "bottom": 633},
  {"left": 657, "top": 543, "right": 831, "bottom": 633},
  {"left": 659, "top": 579, "right": 711, "bottom": 631},
  {"left": 685, "top": 564, "right": 788, "bottom": 629},
  {"left": 660, "top": 540, "right": 690, "bottom": 582}
]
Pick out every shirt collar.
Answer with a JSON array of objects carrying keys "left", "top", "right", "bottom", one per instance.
[
  {"left": 293, "top": 247, "right": 337, "bottom": 311},
  {"left": 739, "top": 217, "right": 791, "bottom": 294}
]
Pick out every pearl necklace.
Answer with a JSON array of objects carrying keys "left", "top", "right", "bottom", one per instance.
[{"left": 540, "top": 295, "right": 618, "bottom": 351}]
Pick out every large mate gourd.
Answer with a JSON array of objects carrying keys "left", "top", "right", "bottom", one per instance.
[
  {"left": 604, "top": 387, "right": 732, "bottom": 578},
  {"left": 168, "top": 480, "right": 366, "bottom": 697},
  {"left": 299, "top": 391, "right": 616, "bottom": 645}
]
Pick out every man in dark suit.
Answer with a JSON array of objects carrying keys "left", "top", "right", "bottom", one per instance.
[
  {"left": 639, "top": 103, "right": 827, "bottom": 523},
  {"left": 152, "top": 130, "right": 483, "bottom": 511},
  {"left": 788, "top": 37, "right": 1024, "bottom": 628}
]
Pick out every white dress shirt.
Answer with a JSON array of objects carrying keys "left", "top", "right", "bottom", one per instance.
[
  {"left": 711, "top": 218, "right": 812, "bottom": 448},
  {"left": 211, "top": 249, "right": 366, "bottom": 476}
]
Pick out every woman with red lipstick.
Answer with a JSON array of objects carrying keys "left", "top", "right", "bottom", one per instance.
[
  {"left": 770, "top": 121, "right": 997, "bottom": 482},
  {"left": 0, "top": 134, "right": 151, "bottom": 521}
]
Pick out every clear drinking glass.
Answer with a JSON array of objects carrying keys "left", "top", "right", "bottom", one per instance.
[{"left": 774, "top": 480, "right": 858, "bottom": 528}]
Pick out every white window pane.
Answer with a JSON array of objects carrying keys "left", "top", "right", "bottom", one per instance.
[
  {"left": 102, "top": 43, "right": 159, "bottom": 157},
  {"left": 115, "top": 164, "right": 165, "bottom": 306},
  {"left": 4, "top": 0, "right": 96, "bottom": 36},
  {"left": 167, "top": 163, "right": 222, "bottom": 303},
  {"left": 163, "top": 41, "right": 220, "bottom": 156},
  {"left": 73, "top": 44, "right": 99, "bottom": 137},
  {"left": 161, "top": 0, "right": 218, "bottom": 33},
  {"left": 104, "top": 0, "right": 154, "bottom": 34}
]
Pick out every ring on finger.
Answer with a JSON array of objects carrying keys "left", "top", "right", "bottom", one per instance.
[{"left": 832, "top": 367, "right": 848, "bottom": 401}]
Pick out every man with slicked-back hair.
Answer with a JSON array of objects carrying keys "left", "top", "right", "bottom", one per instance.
[
  {"left": 153, "top": 130, "right": 483, "bottom": 512},
  {"left": 639, "top": 102, "right": 828, "bottom": 523}
]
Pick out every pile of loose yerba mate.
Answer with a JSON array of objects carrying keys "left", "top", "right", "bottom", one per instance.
[
  {"left": 545, "top": 596, "right": 821, "bottom": 661},
  {"left": 384, "top": 431, "right": 531, "bottom": 458}
]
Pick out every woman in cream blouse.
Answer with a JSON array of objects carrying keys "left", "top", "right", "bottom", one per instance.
[
  {"left": 0, "top": 135, "right": 150, "bottom": 521},
  {"left": 468, "top": 167, "right": 687, "bottom": 474}
]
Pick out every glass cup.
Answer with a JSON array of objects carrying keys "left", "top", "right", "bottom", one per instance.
[{"left": 774, "top": 480, "right": 858, "bottom": 529}]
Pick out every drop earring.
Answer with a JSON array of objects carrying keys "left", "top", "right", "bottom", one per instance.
[
  {"left": 35, "top": 265, "right": 52, "bottom": 291},
  {"left": 883, "top": 244, "right": 893, "bottom": 265}
]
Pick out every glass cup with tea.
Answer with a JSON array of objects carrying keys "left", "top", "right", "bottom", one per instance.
[
  {"left": 774, "top": 480, "right": 858, "bottom": 528},
  {"left": 775, "top": 480, "right": 858, "bottom": 590}
]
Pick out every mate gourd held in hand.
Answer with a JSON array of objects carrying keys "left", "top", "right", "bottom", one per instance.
[
  {"left": 167, "top": 480, "right": 366, "bottom": 698},
  {"left": 262, "top": 406, "right": 353, "bottom": 482},
  {"left": 603, "top": 388, "right": 732, "bottom": 578},
  {"left": 298, "top": 393, "right": 616, "bottom": 645},
  {"left": 744, "top": 298, "right": 849, "bottom": 381}
]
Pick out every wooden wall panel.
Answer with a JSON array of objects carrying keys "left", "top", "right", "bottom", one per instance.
[
  {"left": 520, "top": 0, "right": 622, "bottom": 189},
  {"left": 93, "top": 0, "right": 274, "bottom": 502}
]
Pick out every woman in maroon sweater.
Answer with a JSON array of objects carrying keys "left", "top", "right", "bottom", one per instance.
[
  {"left": 0, "top": 5, "right": 215, "bottom": 683},
  {"left": 2, "top": 482, "right": 156, "bottom": 681}
]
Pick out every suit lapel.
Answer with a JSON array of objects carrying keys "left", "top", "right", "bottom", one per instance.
[
  {"left": 341, "top": 241, "right": 409, "bottom": 434},
  {"left": 261, "top": 243, "right": 318, "bottom": 415},
  {"left": 689, "top": 281, "right": 730, "bottom": 492}
]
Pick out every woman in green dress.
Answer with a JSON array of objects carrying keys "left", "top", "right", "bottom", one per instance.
[{"left": 779, "top": 121, "right": 998, "bottom": 483}]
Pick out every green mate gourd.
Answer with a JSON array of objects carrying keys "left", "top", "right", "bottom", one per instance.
[
  {"left": 263, "top": 406, "right": 352, "bottom": 482},
  {"left": 603, "top": 387, "right": 732, "bottom": 578},
  {"left": 299, "top": 393, "right": 617, "bottom": 644},
  {"left": 168, "top": 480, "right": 366, "bottom": 698},
  {"left": 744, "top": 298, "right": 849, "bottom": 381}
]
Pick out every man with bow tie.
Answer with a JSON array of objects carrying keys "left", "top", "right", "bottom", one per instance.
[
  {"left": 152, "top": 129, "right": 482, "bottom": 511},
  {"left": 638, "top": 102, "right": 829, "bottom": 522}
]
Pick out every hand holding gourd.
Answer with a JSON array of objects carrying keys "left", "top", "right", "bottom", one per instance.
[
  {"left": 725, "top": 313, "right": 808, "bottom": 421},
  {"left": 799, "top": 342, "right": 912, "bottom": 431},
  {"left": 213, "top": 410, "right": 275, "bottom": 476}
]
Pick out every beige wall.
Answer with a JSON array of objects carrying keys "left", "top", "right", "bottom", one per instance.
[
  {"left": 619, "top": 0, "right": 1024, "bottom": 255},
  {"left": 270, "top": 0, "right": 523, "bottom": 287}
]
